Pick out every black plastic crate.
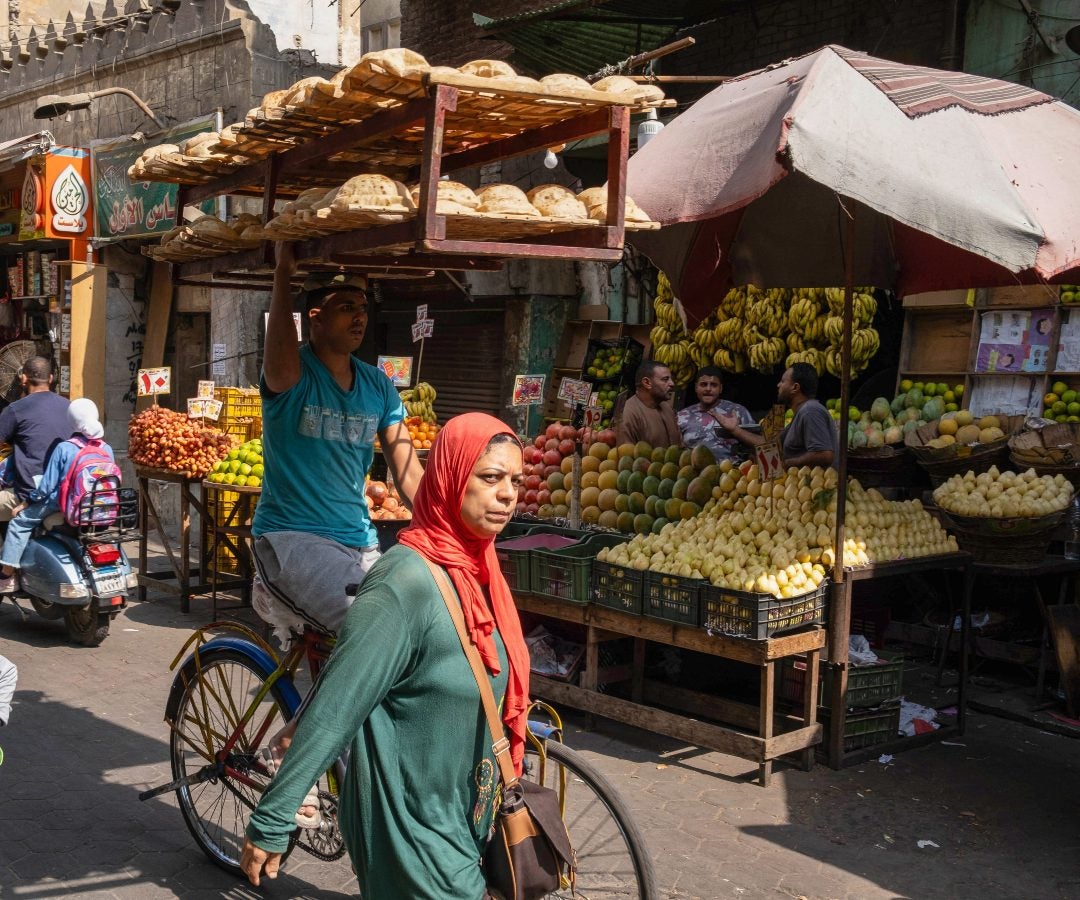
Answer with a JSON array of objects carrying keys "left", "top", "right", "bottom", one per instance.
[
  {"left": 582, "top": 337, "right": 645, "bottom": 389},
  {"left": 592, "top": 559, "right": 645, "bottom": 615},
  {"left": 819, "top": 701, "right": 902, "bottom": 752},
  {"left": 529, "top": 534, "right": 628, "bottom": 605},
  {"left": 643, "top": 571, "right": 702, "bottom": 625},
  {"left": 780, "top": 651, "right": 904, "bottom": 709},
  {"left": 700, "top": 581, "right": 828, "bottom": 640}
]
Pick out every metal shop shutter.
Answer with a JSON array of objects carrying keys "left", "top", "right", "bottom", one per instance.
[{"left": 380, "top": 307, "right": 505, "bottom": 422}]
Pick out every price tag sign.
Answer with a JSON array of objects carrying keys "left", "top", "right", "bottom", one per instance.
[
  {"left": 416, "top": 304, "right": 428, "bottom": 322},
  {"left": 420, "top": 318, "right": 434, "bottom": 338},
  {"left": 197, "top": 380, "right": 216, "bottom": 399},
  {"left": 755, "top": 439, "right": 785, "bottom": 481},
  {"left": 511, "top": 374, "right": 545, "bottom": 406},
  {"left": 203, "top": 398, "right": 223, "bottom": 421},
  {"left": 186, "top": 398, "right": 206, "bottom": 419},
  {"left": 410, "top": 321, "right": 424, "bottom": 343},
  {"left": 378, "top": 355, "right": 414, "bottom": 387},
  {"left": 557, "top": 377, "right": 592, "bottom": 405},
  {"left": 138, "top": 366, "right": 171, "bottom": 396},
  {"left": 584, "top": 406, "right": 603, "bottom": 428},
  {"left": 211, "top": 343, "right": 227, "bottom": 377}
]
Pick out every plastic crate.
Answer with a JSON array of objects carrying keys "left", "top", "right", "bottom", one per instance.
[
  {"left": 495, "top": 526, "right": 586, "bottom": 592},
  {"left": 591, "top": 558, "right": 645, "bottom": 615},
  {"left": 643, "top": 570, "right": 702, "bottom": 625},
  {"left": 582, "top": 337, "right": 645, "bottom": 389},
  {"left": 820, "top": 702, "right": 901, "bottom": 752},
  {"left": 529, "top": 534, "right": 628, "bottom": 604},
  {"left": 700, "top": 581, "right": 828, "bottom": 640},
  {"left": 202, "top": 488, "right": 258, "bottom": 576},
  {"left": 214, "top": 387, "right": 262, "bottom": 440},
  {"left": 780, "top": 651, "right": 904, "bottom": 709}
]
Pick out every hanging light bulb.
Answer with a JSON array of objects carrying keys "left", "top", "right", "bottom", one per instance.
[
  {"left": 543, "top": 148, "right": 559, "bottom": 169},
  {"left": 636, "top": 109, "right": 664, "bottom": 149}
]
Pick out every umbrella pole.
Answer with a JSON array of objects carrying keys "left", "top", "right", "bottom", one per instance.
[{"left": 827, "top": 200, "right": 856, "bottom": 766}]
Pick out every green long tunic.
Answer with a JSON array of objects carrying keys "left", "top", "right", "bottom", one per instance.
[{"left": 246, "top": 544, "right": 509, "bottom": 899}]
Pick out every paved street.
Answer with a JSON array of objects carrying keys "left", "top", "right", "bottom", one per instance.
[{"left": 1, "top": 569, "right": 1079, "bottom": 899}]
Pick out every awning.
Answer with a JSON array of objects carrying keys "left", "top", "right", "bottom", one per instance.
[
  {"left": 0, "top": 132, "right": 54, "bottom": 171},
  {"left": 473, "top": 0, "right": 698, "bottom": 78}
]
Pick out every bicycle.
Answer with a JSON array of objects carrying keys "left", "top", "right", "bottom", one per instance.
[{"left": 141, "top": 620, "right": 658, "bottom": 898}]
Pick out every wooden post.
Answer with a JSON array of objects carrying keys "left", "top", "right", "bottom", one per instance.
[
  {"left": 67, "top": 261, "right": 107, "bottom": 406},
  {"left": 137, "top": 261, "right": 173, "bottom": 412}
]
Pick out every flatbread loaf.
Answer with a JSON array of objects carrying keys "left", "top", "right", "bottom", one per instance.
[
  {"left": 540, "top": 73, "right": 592, "bottom": 93},
  {"left": 190, "top": 216, "right": 239, "bottom": 242},
  {"left": 229, "top": 213, "right": 263, "bottom": 231},
  {"left": 459, "top": 59, "right": 517, "bottom": 79},
  {"left": 143, "top": 143, "right": 180, "bottom": 161},
  {"left": 180, "top": 133, "right": 221, "bottom": 158},
  {"left": 576, "top": 187, "right": 652, "bottom": 223},
  {"left": 260, "top": 89, "right": 290, "bottom": 111},
  {"left": 528, "top": 185, "right": 587, "bottom": 218},
  {"left": 283, "top": 77, "right": 331, "bottom": 107},
  {"left": 592, "top": 75, "right": 665, "bottom": 104},
  {"left": 354, "top": 48, "right": 430, "bottom": 79},
  {"left": 409, "top": 181, "right": 480, "bottom": 211},
  {"left": 474, "top": 184, "right": 539, "bottom": 217},
  {"left": 324, "top": 174, "right": 414, "bottom": 211}
]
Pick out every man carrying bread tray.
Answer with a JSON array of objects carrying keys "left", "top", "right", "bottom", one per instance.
[{"left": 251, "top": 243, "right": 423, "bottom": 641}]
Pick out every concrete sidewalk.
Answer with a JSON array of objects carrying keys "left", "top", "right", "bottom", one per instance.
[{"left": 0, "top": 557, "right": 1077, "bottom": 898}]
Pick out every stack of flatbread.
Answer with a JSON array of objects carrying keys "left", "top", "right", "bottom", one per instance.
[
  {"left": 576, "top": 187, "right": 653, "bottom": 224},
  {"left": 409, "top": 181, "right": 481, "bottom": 216},
  {"left": 144, "top": 215, "right": 261, "bottom": 262}
]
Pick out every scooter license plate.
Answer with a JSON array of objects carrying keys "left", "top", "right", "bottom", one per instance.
[{"left": 93, "top": 569, "right": 126, "bottom": 596}]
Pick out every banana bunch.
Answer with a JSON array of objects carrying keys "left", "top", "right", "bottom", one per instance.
[
  {"left": 714, "top": 317, "right": 749, "bottom": 354},
  {"left": 824, "top": 315, "right": 846, "bottom": 346},
  {"left": 651, "top": 273, "right": 695, "bottom": 386},
  {"left": 399, "top": 381, "right": 437, "bottom": 423},
  {"left": 746, "top": 287, "right": 788, "bottom": 337},
  {"left": 786, "top": 332, "right": 805, "bottom": 354},
  {"left": 719, "top": 286, "right": 747, "bottom": 319},
  {"left": 786, "top": 348, "right": 824, "bottom": 373},
  {"left": 824, "top": 287, "right": 877, "bottom": 324},
  {"left": 690, "top": 313, "right": 722, "bottom": 358},
  {"left": 748, "top": 336, "right": 787, "bottom": 372},
  {"left": 711, "top": 347, "right": 746, "bottom": 372},
  {"left": 852, "top": 327, "right": 880, "bottom": 362}
]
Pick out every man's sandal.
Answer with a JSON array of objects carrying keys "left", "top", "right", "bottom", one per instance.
[{"left": 258, "top": 747, "right": 323, "bottom": 829}]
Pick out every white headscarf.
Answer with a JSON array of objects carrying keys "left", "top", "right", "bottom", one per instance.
[{"left": 68, "top": 398, "right": 104, "bottom": 440}]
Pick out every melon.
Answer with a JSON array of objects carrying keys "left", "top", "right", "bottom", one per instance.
[
  {"left": 922, "top": 398, "right": 945, "bottom": 421},
  {"left": 633, "top": 513, "right": 654, "bottom": 535},
  {"left": 979, "top": 426, "right": 1005, "bottom": 443},
  {"left": 938, "top": 417, "right": 958, "bottom": 436},
  {"left": 904, "top": 388, "right": 924, "bottom": 409},
  {"left": 866, "top": 430, "right": 885, "bottom": 449},
  {"left": 956, "top": 424, "right": 982, "bottom": 444},
  {"left": 884, "top": 426, "right": 903, "bottom": 444},
  {"left": 978, "top": 415, "right": 1001, "bottom": 430},
  {"left": 598, "top": 509, "right": 619, "bottom": 529},
  {"left": 690, "top": 444, "right": 715, "bottom": 471},
  {"left": 954, "top": 410, "right": 974, "bottom": 427},
  {"left": 616, "top": 511, "right": 635, "bottom": 533},
  {"left": 870, "top": 397, "right": 891, "bottom": 422},
  {"left": 902, "top": 419, "right": 921, "bottom": 436},
  {"left": 850, "top": 430, "right": 869, "bottom": 449}
]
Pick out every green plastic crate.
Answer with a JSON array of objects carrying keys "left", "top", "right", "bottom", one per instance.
[
  {"left": 591, "top": 558, "right": 645, "bottom": 615},
  {"left": 495, "top": 525, "right": 585, "bottom": 591},
  {"left": 643, "top": 571, "right": 702, "bottom": 625},
  {"left": 700, "top": 581, "right": 828, "bottom": 639},
  {"left": 530, "top": 534, "right": 628, "bottom": 604},
  {"left": 780, "top": 651, "right": 904, "bottom": 709},
  {"left": 819, "top": 702, "right": 901, "bottom": 752}
]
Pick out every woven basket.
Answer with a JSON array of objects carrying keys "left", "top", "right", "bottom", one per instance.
[
  {"left": 918, "top": 443, "right": 1011, "bottom": 487},
  {"left": 1007, "top": 455, "right": 1080, "bottom": 489},
  {"left": 846, "top": 446, "right": 923, "bottom": 489},
  {"left": 937, "top": 508, "right": 1066, "bottom": 564}
]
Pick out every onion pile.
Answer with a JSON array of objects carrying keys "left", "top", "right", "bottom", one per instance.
[{"left": 129, "top": 406, "right": 235, "bottom": 478}]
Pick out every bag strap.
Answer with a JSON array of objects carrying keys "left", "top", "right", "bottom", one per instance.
[{"left": 423, "top": 558, "right": 519, "bottom": 789}]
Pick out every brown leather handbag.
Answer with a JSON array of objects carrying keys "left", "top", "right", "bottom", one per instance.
[{"left": 426, "top": 561, "right": 575, "bottom": 900}]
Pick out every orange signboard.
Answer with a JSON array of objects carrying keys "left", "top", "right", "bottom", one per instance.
[{"left": 17, "top": 148, "right": 94, "bottom": 249}]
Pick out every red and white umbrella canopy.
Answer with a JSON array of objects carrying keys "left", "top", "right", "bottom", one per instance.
[{"left": 628, "top": 45, "right": 1080, "bottom": 321}]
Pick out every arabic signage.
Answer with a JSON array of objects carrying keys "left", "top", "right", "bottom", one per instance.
[
  {"left": 90, "top": 113, "right": 218, "bottom": 241},
  {"left": 17, "top": 148, "right": 94, "bottom": 241}
]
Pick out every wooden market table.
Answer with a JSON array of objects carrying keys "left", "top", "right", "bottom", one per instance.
[
  {"left": 135, "top": 465, "right": 213, "bottom": 613},
  {"left": 201, "top": 480, "right": 261, "bottom": 617},
  {"left": 826, "top": 552, "right": 973, "bottom": 768},
  {"left": 514, "top": 592, "right": 825, "bottom": 787}
]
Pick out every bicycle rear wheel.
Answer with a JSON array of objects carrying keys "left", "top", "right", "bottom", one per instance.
[
  {"left": 524, "top": 740, "right": 657, "bottom": 899},
  {"left": 169, "top": 647, "right": 296, "bottom": 875}
]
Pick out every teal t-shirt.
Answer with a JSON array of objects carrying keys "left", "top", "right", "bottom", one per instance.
[
  {"left": 246, "top": 545, "right": 510, "bottom": 900},
  {"left": 253, "top": 345, "right": 405, "bottom": 548}
]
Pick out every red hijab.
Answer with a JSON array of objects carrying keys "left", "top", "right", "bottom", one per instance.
[{"left": 397, "top": 412, "right": 531, "bottom": 774}]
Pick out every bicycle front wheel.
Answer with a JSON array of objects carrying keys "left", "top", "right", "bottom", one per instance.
[
  {"left": 524, "top": 740, "right": 657, "bottom": 899},
  {"left": 169, "top": 647, "right": 296, "bottom": 875}
]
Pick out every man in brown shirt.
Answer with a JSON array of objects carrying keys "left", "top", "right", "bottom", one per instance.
[{"left": 615, "top": 360, "right": 681, "bottom": 449}]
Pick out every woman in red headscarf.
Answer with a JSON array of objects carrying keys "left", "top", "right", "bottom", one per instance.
[{"left": 241, "top": 413, "right": 530, "bottom": 899}]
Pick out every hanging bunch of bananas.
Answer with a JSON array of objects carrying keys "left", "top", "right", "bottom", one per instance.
[
  {"left": 748, "top": 336, "right": 787, "bottom": 372},
  {"left": 824, "top": 287, "right": 878, "bottom": 324},
  {"left": 651, "top": 272, "right": 695, "bottom": 386},
  {"left": 719, "top": 285, "right": 747, "bottom": 319},
  {"left": 787, "top": 290, "right": 827, "bottom": 347},
  {"left": 711, "top": 347, "right": 746, "bottom": 372},
  {"left": 745, "top": 287, "right": 788, "bottom": 338},
  {"left": 713, "top": 317, "right": 749, "bottom": 354},
  {"left": 822, "top": 329, "right": 881, "bottom": 378},
  {"left": 399, "top": 381, "right": 437, "bottom": 423},
  {"left": 786, "top": 347, "right": 825, "bottom": 372},
  {"left": 690, "top": 312, "right": 721, "bottom": 362}
]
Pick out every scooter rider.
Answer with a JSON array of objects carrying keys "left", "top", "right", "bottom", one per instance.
[{"left": 0, "top": 357, "right": 70, "bottom": 532}]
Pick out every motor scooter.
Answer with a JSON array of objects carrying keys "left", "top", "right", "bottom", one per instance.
[{"left": 1, "top": 486, "right": 138, "bottom": 646}]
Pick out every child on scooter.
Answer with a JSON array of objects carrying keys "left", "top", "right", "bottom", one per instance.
[{"left": 0, "top": 399, "right": 114, "bottom": 593}]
